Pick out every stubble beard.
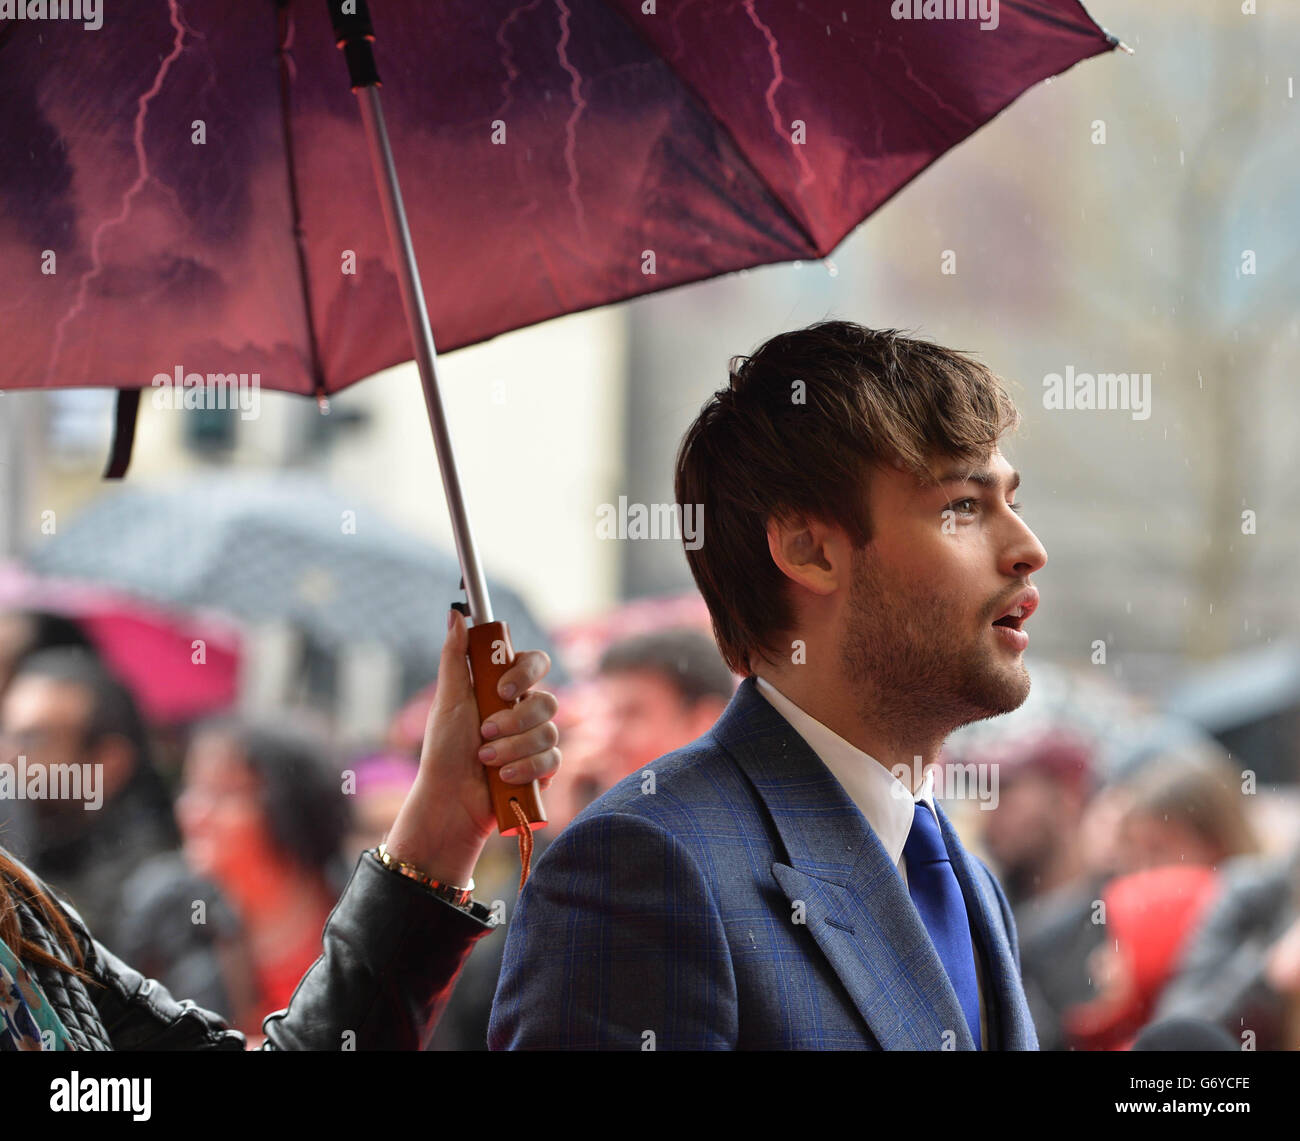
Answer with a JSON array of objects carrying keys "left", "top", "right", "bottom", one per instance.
[{"left": 840, "top": 544, "right": 1032, "bottom": 746}]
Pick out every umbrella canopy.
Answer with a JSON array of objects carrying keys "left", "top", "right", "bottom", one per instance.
[
  {"left": 1, "top": 0, "right": 1121, "bottom": 844},
  {"left": 0, "top": 0, "right": 1120, "bottom": 399},
  {"left": 24, "top": 475, "right": 566, "bottom": 687}
]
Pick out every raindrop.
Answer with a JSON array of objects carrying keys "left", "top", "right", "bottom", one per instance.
[{"left": 824, "top": 259, "right": 838, "bottom": 277}]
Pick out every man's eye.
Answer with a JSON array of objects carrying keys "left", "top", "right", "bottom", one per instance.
[{"left": 948, "top": 498, "right": 979, "bottom": 516}]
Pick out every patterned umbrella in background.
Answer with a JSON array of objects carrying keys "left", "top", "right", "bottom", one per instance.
[{"left": 24, "top": 475, "right": 565, "bottom": 692}]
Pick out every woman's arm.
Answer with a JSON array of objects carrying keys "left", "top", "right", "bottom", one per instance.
[
  {"left": 83, "top": 610, "right": 560, "bottom": 1050},
  {"left": 260, "top": 610, "right": 560, "bottom": 1049}
]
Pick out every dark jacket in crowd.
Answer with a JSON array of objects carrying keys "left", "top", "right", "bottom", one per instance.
[
  {"left": 17, "top": 765, "right": 178, "bottom": 953},
  {"left": 1015, "top": 874, "right": 1108, "bottom": 1051},
  {"left": 1155, "top": 846, "right": 1300, "bottom": 1050},
  {"left": 111, "top": 853, "right": 245, "bottom": 1020}
]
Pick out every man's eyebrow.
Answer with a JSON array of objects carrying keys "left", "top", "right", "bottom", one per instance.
[{"left": 928, "top": 467, "right": 1021, "bottom": 492}]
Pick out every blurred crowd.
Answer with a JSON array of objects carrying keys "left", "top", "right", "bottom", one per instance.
[
  {"left": 962, "top": 725, "right": 1300, "bottom": 1049},
  {"left": 1, "top": 601, "right": 1297, "bottom": 1050}
]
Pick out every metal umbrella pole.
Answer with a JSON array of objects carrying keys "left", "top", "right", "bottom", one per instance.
[{"left": 329, "top": 0, "right": 546, "bottom": 851}]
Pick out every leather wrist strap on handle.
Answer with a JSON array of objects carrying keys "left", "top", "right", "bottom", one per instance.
[{"left": 465, "top": 618, "right": 546, "bottom": 889}]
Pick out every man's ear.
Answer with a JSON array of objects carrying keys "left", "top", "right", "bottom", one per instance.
[{"left": 765, "top": 514, "right": 848, "bottom": 597}]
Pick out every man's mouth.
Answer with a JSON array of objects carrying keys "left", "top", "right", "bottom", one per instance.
[
  {"left": 990, "top": 588, "right": 1039, "bottom": 629},
  {"left": 989, "top": 588, "right": 1039, "bottom": 650}
]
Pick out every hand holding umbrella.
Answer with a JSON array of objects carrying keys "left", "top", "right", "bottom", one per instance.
[{"left": 384, "top": 610, "right": 559, "bottom": 894}]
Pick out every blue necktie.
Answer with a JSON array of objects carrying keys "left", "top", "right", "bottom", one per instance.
[{"left": 902, "top": 801, "right": 982, "bottom": 1049}]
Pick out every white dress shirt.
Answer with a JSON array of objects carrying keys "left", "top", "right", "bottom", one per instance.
[{"left": 755, "top": 675, "right": 989, "bottom": 1048}]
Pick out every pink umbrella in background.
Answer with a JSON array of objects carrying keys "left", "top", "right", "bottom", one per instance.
[{"left": 0, "top": 563, "right": 241, "bottom": 726}]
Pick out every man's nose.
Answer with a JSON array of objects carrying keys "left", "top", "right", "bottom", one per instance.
[{"left": 1003, "top": 518, "right": 1048, "bottom": 578}]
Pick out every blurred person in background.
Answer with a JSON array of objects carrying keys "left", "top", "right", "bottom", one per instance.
[
  {"left": 433, "top": 626, "right": 734, "bottom": 1050},
  {"left": 978, "top": 728, "right": 1094, "bottom": 910},
  {"left": 0, "top": 648, "right": 178, "bottom": 951},
  {"left": 1154, "top": 839, "right": 1300, "bottom": 1050},
  {"left": 973, "top": 728, "right": 1105, "bottom": 1050},
  {"left": 1060, "top": 746, "right": 1260, "bottom": 1050},
  {"left": 0, "top": 609, "right": 99, "bottom": 861},
  {"left": 1111, "top": 746, "right": 1259, "bottom": 874},
  {"left": 168, "top": 715, "right": 351, "bottom": 1038},
  {"left": 1064, "top": 864, "right": 1222, "bottom": 1050},
  {"left": 565, "top": 628, "right": 735, "bottom": 817}
]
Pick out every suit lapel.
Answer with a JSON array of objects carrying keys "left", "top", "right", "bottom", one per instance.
[
  {"left": 936, "top": 802, "right": 1037, "bottom": 1049},
  {"left": 713, "top": 678, "right": 977, "bottom": 1050}
]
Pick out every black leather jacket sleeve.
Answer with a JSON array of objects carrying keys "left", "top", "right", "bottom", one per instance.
[{"left": 84, "top": 850, "right": 498, "bottom": 1051}]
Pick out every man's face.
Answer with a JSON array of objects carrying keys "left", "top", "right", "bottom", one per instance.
[
  {"left": 981, "top": 769, "right": 1064, "bottom": 874},
  {"left": 1117, "top": 809, "right": 1218, "bottom": 873},
  {"left": 841, "top": 449, "right": 1047, "bottom": 736},
  {"left": 176, "top": 731, "right": 276, "bottom": 887},
  {"left": 600, "top": 670, "right": 713, "bottom": 778},
  {"left": 0, "top": 675, "right": 95, "bottom": 817}
]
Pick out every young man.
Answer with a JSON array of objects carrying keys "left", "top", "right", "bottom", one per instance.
[{"left": 490, "top": 321, "right": 1048, "bottom": 1050}]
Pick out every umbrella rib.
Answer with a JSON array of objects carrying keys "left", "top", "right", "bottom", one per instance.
[
  {"left": 275, "top": 4, "right": 329, "bottom": 399},
  {"left": 595, "top": 0, "right": 821, "bottom": 257}
]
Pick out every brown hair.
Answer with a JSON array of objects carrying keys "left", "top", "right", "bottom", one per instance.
[
  {"left": 1123, "top": 748, "right": 1261, "bottom": 864},
  {"left": 674, "top": 321, "right": 1021, "bottom": 674},
  {"left": 0, "top": 846, "right": 94, "bottom": 981}
]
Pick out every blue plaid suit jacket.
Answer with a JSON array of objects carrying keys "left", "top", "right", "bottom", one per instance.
[{"left": 488, "top": 676, "right": 1039, "bottom": 1050}]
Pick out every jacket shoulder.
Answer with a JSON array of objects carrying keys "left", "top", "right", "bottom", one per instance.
[{"left": 570, "top": 732, "right": 757, "bottom": 829}]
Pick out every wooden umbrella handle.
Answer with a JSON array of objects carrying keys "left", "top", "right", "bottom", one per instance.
[{"left": 465, "top": 619, "right": 547, "bottom": 836}]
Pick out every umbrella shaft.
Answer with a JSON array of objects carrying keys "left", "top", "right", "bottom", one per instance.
[{"left": 355, "top": 85, "right": 494, "bottom": 626}]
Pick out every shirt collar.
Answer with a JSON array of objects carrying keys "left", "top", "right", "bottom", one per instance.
[{"left": 754, "top": 675, "right": 938, "bottom": 867}]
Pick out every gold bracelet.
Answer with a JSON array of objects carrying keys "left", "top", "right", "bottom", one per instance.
[{"left": 373, "top": 842, "right": 475, "bottom": 909}]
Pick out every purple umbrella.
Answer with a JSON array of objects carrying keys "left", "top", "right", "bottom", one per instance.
[{"left": 0, "top": 0, "right": 1124, "bottom": 856}]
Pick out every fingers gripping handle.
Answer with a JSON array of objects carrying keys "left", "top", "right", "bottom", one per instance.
[{"left": 466, "top": 620, "right": 547, "bottom": 837}]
